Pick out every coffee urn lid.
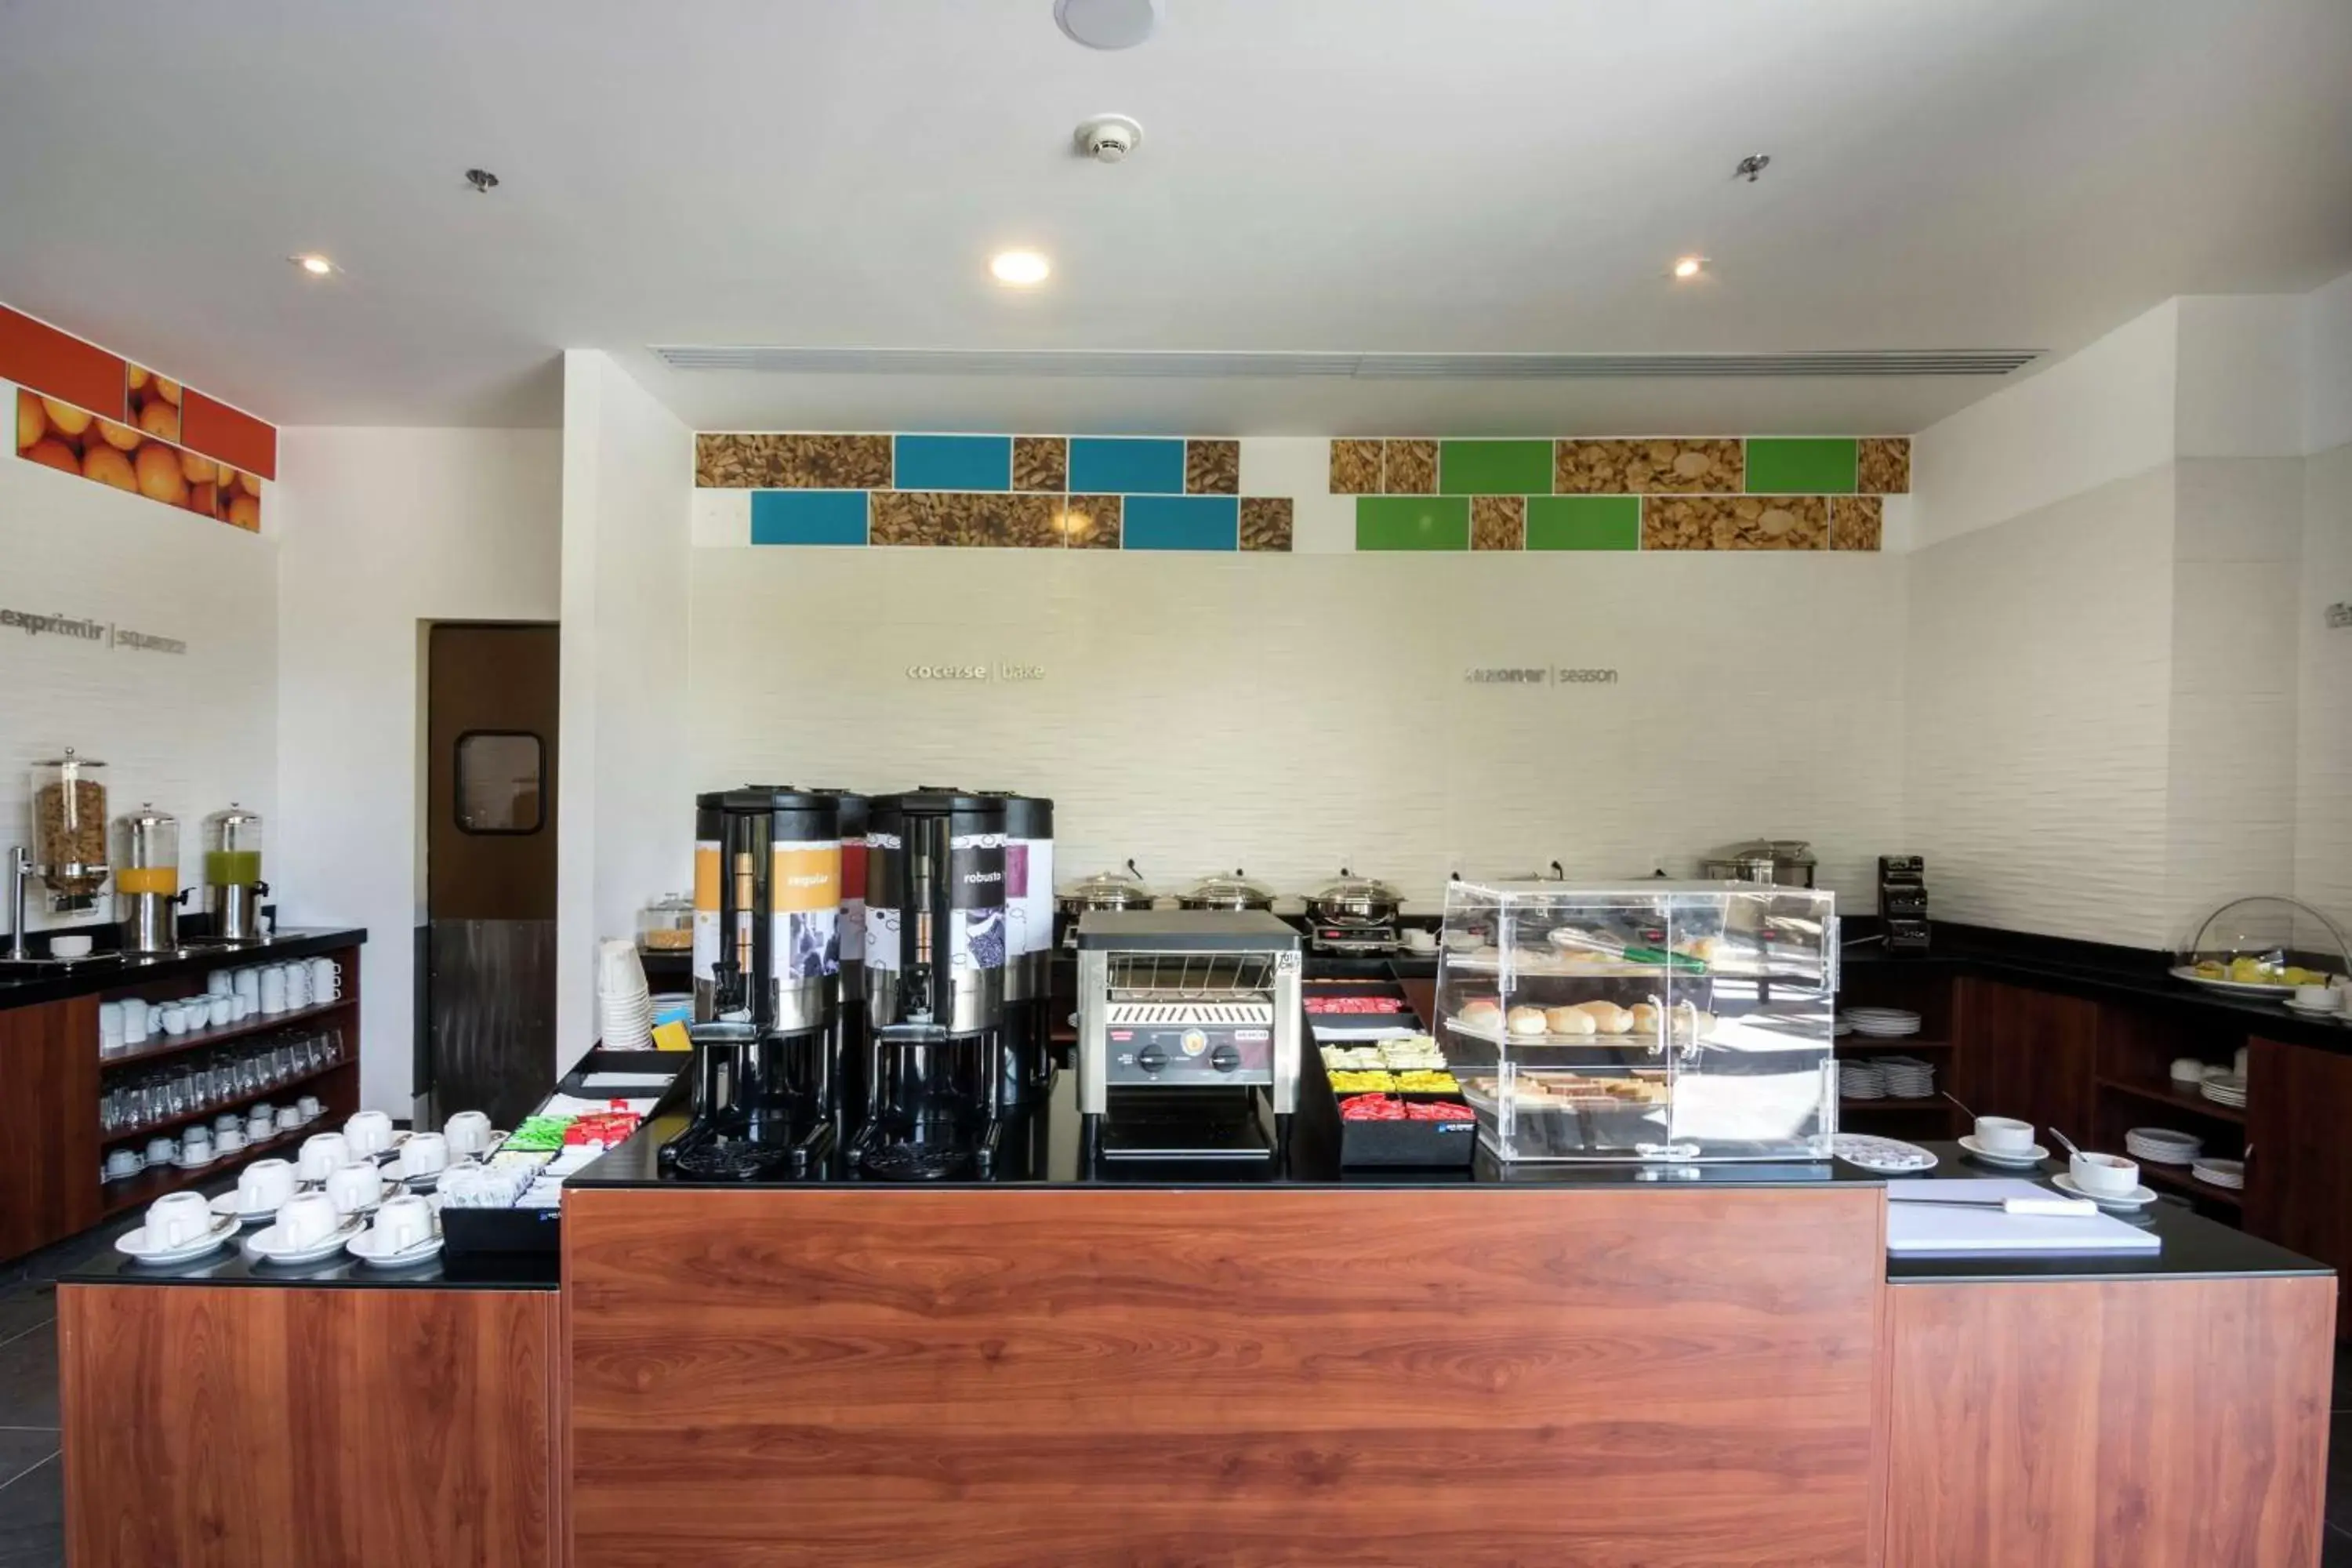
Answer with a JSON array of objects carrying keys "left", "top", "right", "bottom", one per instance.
[
  {"left": 800, "top": 787, "right": 868, "bottom": 837},
  {"left": 978, "top": 791, "right": 1053, "bottom": 839},
  {"left": 869, "top": 792, "right": 1009, "bottom": 833},
  {"left": 698, "top": 786, "right": 840, "bottom": 839}
]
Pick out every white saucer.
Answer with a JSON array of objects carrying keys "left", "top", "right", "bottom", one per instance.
[
  {"left": 2284, "top": 1000, "right": 2345, "bottom": 1017},
  {"left": 346, "top": 1229, "right": 443, "bottom": 1268},
  {"left": 172, "top": 1150, "right": 220, "bottom": 1170},
  {"left": 246, "top": 1217, "right": 365, "bottom": 1266},
  {"left": 114, "top": 1214, "right": 238, "bottom": 1265},
  {"left": 2051, "top": 1172, "right": 2157, "bottom": 1210},
  {"left": 1958, "top": 1134, "right": 2049, "bottom": 1167},
  {"left": 208, "top": 1192, "right": 280, "bottom": 1225},
  {"left": 391, "top": 1165, "right": 445, "bottom": 1190}
]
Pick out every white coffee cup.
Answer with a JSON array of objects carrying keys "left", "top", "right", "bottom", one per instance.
[
  {"left": 234, "top": 967, "right": 260, "bottom": 1000},
  {"left": 445, "top": 1109, "right": 494, "bottom": 1157},
  {"left": 218, "top": 1127, "right": 246, "bottom": 1154},
  {"left": 144, "top": 1190, "right": 212, "bottom": 1248},
  {"left": 120, "top": 996, "right": 149, "bottom": 1044},
  {"left": 310, "top": 956, "right": 341, "bottom": 1000},
  {"left": 286, "top": 964, "right": 312, "bottom": 1009},
  {"left": 2294, "top": 984, "right": 2340, "bottom": 1012},
  {"left": 1974, "top": 1116, "right": 2037, "bottom": 1152},
  {"left": 325, "top": 1161, "right": 384, "bottom": 1216},
  {"left": 158, "top": 1004, "right": 188, "bottom": 1036},
  {"left": 298, "top": 1094, "right": 322, "bottom": 1121},
  {"left": 2071, "top": 1151, "right": 2140, "bottom": 1196},
  {"left": 208, "top": 995, "right": 234, "bottom": 1028},
  {"left": 145, "top": 1134, "right": 177, "bottom": 1166},
  {"left": 1402, "top": 928, "right": 1436, "bottom": 953},
  {"left": 180, "top": 1127, "right": 213, "bottom": 1163},
  {"left": 344, "top": 1109, "right": 393, "bottom": 1158},
  {"left": 105, "top": 1148, "right": 141, "bottom": 1179},
  {"left": 276, "top": 1190, "right": 343, "bottom": 1250},
  {"left": 372, "top": 1193, "right": 434, "bottom": 1254},
  {"left": 99, "top": 1000, "right": 124, "bottom": 1037},
  {"left": 214, "top": 1112, "right": 241, "bottom": 1136},
  {"left": 401, "top": 1131, "right": 449, "bottom": 1178},
  {"left": 277, "top": 1106, "right": 301, "bottom": 1131},
  {"left": 297, "top": 1131, "right": 352, "bottom": 1182},
  {"left": 238, "top": 1157, "right": 299, "bottom": 1212},
  {"left": 207, "top": 970, "right": 234, "bottom": 997},
  {"left": 234, "top": 995, "right": 254, "bottom": 1021},
  {"left": 260, "top": 968, "right": 288, "bottom": 1014},
  {"left": 247, "top": 1113, "right": 273, "bottom": 1143}
]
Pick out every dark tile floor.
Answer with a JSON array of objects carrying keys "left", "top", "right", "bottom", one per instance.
[{"left": 2, "top": 1229, "right": 2350, "bottom": 1565}]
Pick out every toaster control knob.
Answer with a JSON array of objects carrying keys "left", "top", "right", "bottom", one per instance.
[
  {"left": 1210, "top": 1044, "right": 1242, "bottom": 1073},
  {"left": 1135, "top": 1044, "right": 1168, "bottom": 1074}
]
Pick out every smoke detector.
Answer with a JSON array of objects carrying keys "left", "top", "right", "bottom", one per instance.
[
  {"left": 1074, "top": 114, "right": 1144, "bottom": 163},
  {"left": 1054, "top": 0, "right": 1160, "bottom": 49}
]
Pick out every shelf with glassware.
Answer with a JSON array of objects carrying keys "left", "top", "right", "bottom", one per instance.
[{"left": 1431, "top": 881, "right": 1838, "bottom": 1163}]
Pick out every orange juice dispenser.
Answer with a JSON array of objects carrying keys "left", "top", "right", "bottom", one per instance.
[
  {"left": 203, "top": 804, "right": 267, "bottom": 944},
  {"left": 114, "top": 804, "right": 187, "bottom": 954}
]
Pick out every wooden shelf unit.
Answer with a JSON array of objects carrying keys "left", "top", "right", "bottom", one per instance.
[{"left": 97, "top": 993, "right": 354, "bottom": 1069}]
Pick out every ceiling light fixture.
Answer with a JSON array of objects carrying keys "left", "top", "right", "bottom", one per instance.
[
  {"left": 465, "top": 168, "right": 500, "bottom": 194},
  {"left": 1734, "top": 154, "right": 1771, "bottom": 183},
  {"left": 989, "top": 249, "right": 1052, "bottom": 287},
  {"left": 1672, "top": 256, "right": 1704, "bottom": 279},
  {"left": 290, "top": 253, "right": 336, "bottom": 276},
  {"left": 1054, "top": 0, "right": 1161, "bottom": 49}
]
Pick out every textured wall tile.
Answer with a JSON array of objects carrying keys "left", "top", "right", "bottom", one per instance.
[
  {"left": 751, "top": 489, "right": 869, "bottom": 546},
  {"left": 1123, "top": 495, "right": 1239, "bottom": 550},
  {"left": 1383, "top": 439, "right": 1436, "bottom": 494},
  {"left": 1013, "top": 435, "right": 1067, "bottom": 492},
  {"left": 692, "top": 488, "right": 752, "bottom": 546},
  {"left": 1470, "top": 495, "right": 1524, "bottom": 550},
  {"left": 1556, "top": 438, "right": 1742, "bottom": 495},
  {"left": 1240, "top": 497, "right": 1294, "bottom": 551},
  {"left": 1857, "top": 437, "right": 1911, "bottom": 495},
  {"left": 1831, "top": 496, "right": 1883, "bottom": 551},
  {"left": 1185, "top": 439, "right": 1240, "bottom": 495},
  {"left": 1643, "top": 495, "right": 1828, "bottom": 550},
  {"left": 871, "top": 491, "right": 1058, "bottom": 546},
  {"left": 1356, "top": 495, "right": 1468, "bottom": 550},
  {"left": 1329, "top": 439, "right": 1383, "bottom": 494},
  {"left": 697, "top": 433, "right": 890, "bottom": 488},
  {"left": 1069, "top": 437, "right": 1185, "bottom": 495},
  {"left": 1057, "top": 494, "right": 1120, "bottom": 548},
  {"left": 1527, "top": 495, "right": 1639, "bottom": 550},
  {"left": 1440, "top": 440, "right": 1551, "bottom": 495},
  {"left": 894, "top": 434, "right": 1011, "bottom": 491},
  {"left": 1747, "top": 438, "right": 1857, "bottom": 495}
]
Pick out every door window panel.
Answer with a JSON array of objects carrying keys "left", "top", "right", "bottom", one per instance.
[{"left": 455, "top": 731, "right": 544, "bottom": 834}]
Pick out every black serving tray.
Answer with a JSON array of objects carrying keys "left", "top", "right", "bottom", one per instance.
[{"left": 441, "top": 1204, "right": 561, "bottom": 1256}]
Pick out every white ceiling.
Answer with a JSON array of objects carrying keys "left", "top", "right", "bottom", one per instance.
[{"left": 0, "top": 0, "right": 2346, "bottom": 435}]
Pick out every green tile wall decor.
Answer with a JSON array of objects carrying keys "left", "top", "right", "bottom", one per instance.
[
  {"left": 1745, "top": 438, "right": 1857, "bottom": 495},
  {"left": 1831, "top": 495, "right": 1883, "bottom": 551},
  {"left": 1470, "top": 495, "right": 1524, "bottom": 550},
  {"left": 1556, "top": 438, "right": 1742, "bottom": 495},
  {"left": 1857, "top": 437, "right": 1910, "bottom": 495},
  {"left": 1012, "top": 435, "right": 1067, "bottom": 492},
  {"left": 750, "top": 489, "right": 869, "bottom": 546},
  {"left": 1439, "top": 439, "right": 1552, "bottom": 495},
  {"left": 1356, "top": 495, "right": 1469, "bottom": 551},
  {"left": 1382, "top": 439, "right": 1437, "bottom": 494},
  {"left": 1185, "top": 439, "right": 1240, "bottom": 495},
  {"left": 1240, "top": 497, "right": 1294, "bottom": 552},
  {"left": 699, "top": 433, "right": 890, "bottom": 489},
  {"left": 1526, "top": 495, "right": 1639, "bottom": 551},
  {"left": 1329, "top": 439, "right": 1383, "bottom": 494}
]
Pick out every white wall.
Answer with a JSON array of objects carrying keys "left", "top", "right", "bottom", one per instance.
[
  {"left": 555, "top": 351, "right": 691, "bottom": 1063},
  {"left": 2299, "top": 441, "right": 2352, "bottom": 935},
  {"left": 274, "top": 427, "right": 561, "bottom": 1112},
  {"left": 685, "top": 548, "right": 1909, "bottom": 911},
  {"left": 0, "top": 377, "right": 276, "bottom": 930}
]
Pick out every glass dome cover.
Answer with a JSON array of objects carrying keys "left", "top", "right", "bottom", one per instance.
[
  {"left": 1061, "top": 865, "right": 1152, "bottom": 910},
  {"left": 1178, "top": 869, "right": 1275, "bottom": 911},
  {"left": 2172, "top": 895, "right": 2350, "bottom": 993}
]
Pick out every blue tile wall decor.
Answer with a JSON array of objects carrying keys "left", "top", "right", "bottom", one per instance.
[
  {"left": 1120, "top": 495, "right": 1239, "bottom": 551},
  {"left": 751, "top": 489, "right": 869, "bottom": 546},
  {"left": 1069, "top": 437, "right": 1186, "bottom": 495},
  {"left": 892, "top": 434, "right": 1011, "bottom": 492}
]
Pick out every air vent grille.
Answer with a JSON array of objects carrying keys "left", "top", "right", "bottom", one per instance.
[{"left": 650, "top": 346, "right": 2038, "bottom": 379}]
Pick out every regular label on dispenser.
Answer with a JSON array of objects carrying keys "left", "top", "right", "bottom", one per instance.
[
  {"left": 1004, "top": 838, "right": 1054, "bottom": 960},
  {"left": 950, "top": 833, "right": 1007, "bottom": 973},
  {"left": 839, "top": 834, "right": 867, "bottom": 964},
  {"left": 770, "top": 840, "right": 841, "bottom": 981},
  {"left": 691, "top": 838, "right": 720, "bottom": 982}
]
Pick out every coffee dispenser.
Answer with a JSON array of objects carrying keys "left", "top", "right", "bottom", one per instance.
[
  {"left": 981, "top": 791, "right": 1055, "bottom": 1109},
  {"left": 114, "top": 804, "right": 187, "bottom": 955},
  {"left": 202, "top": 804, "right": 268, "bottom": 944},
  {"left": 851, "top": 792, "right": 1008, "bottom": 1180},
  {"left": 666, "top": 789, "right": 843, "bottom": 1179}
]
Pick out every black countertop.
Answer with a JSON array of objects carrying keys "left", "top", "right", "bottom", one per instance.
[
  {"left": 0, "top": 927, "right": 368, "bottom": 1009},
  {"left": 60, "top": 1241, "right": 558, "bottom": 1290},
  {"left": 1882, "top": 1139, "right": 2328, "bottom": 1285}
]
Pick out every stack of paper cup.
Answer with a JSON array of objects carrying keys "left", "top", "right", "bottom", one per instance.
[{"left": 597, "top": 938, "right": 653, "bottom": 1049}]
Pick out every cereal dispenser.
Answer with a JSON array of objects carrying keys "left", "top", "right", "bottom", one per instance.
[{"left": 203, "top": 804, "right": 268, "bottom": 945}]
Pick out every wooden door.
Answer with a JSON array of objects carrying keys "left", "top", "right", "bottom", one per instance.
[
  {"left": 1950, "top": 978, "right": 2096, "bottom": 1147},
  {"left": 2245, "top": 1036, "right": 2352, "bottom": 1334},
  {"left": 425, "top": 623, "right": 559, "bottom": 1129},
  {"left": 0, "top": 996, "right": 100, "bottom": 1258}
]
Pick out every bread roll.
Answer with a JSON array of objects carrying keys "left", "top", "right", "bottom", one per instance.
[
  {"left": 1506, "top": 1005, "right": 1549, "bottom": 1036},
  {"left": 1458, "top": 1000, "right": 1502, "bottom": 1028},
  {"left": 1544, "top": 1006, "right": 1597, "bottom": 1036},
  {"left": 1627, "top": 1002, "right": 1660, "bottom": 1035},
  {"left": 1573, "top": 1000, "right": 1633, "bottom": 1035}
]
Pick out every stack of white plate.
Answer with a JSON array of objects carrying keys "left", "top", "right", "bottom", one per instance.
[
  {"left": 1839, "top": 1061, "right": 1886, "bottom": 1099},
  {"left": 2125, "top": 1127, "right": 2202, "bottom": 1166},
  {"left": 597, "top": 939, "right": 654, "bottom": 1050},
  {"left": 2191, "top": 1156, "right": 2245, "bottom": 1190},
  {"left": 1875, "top": 1057, "right": 1936, "bottom": 1098},
  {"left": 1842, "top": 1007, "right": 1922, "bottom": 1039},
  {"left": 2199, "top": 1069, "right": 2248, "bottom": 1109}
]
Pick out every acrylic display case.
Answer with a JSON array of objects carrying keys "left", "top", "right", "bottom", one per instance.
[{"left": 1434, "top": 881, "right": 1838, "bottom": 1163}]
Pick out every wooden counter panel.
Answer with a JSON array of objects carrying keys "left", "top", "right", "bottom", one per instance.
[
  {"left": 1883, "top": 1276, "right": 2334, "bottom": 1568},
  {"left": 568, "top": 1185, "right": 1883, "bottom": 1568},
  {"left": 61, "top": 1283, "right": 557, "bottom": 1568},
  {"left": 0, "top": 995, "right": 100, "bottom": 1258}
]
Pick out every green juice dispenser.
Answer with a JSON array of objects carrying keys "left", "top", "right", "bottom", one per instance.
[{"left": 204, "top": 804, "right": 268, "bottom": 944}]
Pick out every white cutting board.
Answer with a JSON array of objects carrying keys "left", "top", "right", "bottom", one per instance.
[{"left": 1886, "top": 1179, "right": 2160, "bottom": 1254}]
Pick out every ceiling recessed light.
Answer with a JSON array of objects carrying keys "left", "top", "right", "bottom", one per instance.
[
  {"left": 1054, "top": 0, "right": 1161, "bottom": 49},
  {"left": 1672, "top": 256, "right": 1704, "bottom": 279},
  {"left": 990, "top": 249, "right": 1052, "bottom": 287},
  {"left": 290, "top": 253, "right": 336, "bottom": 276}
]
